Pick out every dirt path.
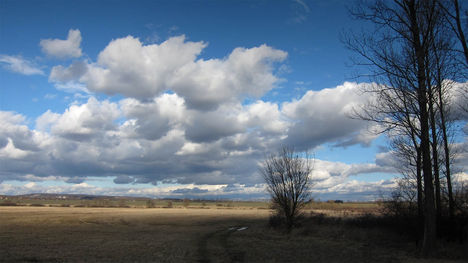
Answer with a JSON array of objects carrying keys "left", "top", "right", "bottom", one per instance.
[{"left": 197, "top": 226, "right": 247, "bottom": 263}]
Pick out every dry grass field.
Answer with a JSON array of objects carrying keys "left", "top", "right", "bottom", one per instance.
[{"left": 0, "top": 206, "right": 466, "bottom": 262}]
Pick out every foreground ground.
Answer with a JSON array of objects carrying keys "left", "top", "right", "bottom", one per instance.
[{"left": 0, "top": 206, "right": 466, "bottom": 262}]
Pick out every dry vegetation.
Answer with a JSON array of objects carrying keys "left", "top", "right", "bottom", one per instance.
[
  {"left": 0, "top": 196, "right": 270, "bottom": 209},
  {"left": 0, "top": 206, "right": 266, "bottom": 262},
  {"left": 1, "top": 203, "right": 467, "bottom": 262}
]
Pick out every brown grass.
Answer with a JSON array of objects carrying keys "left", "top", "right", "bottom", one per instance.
[
  {"left": 0, "top": 197, "right": 272, "bottom": 209},
  {"left": 0, "top": 206, "right": 465, "bottom": 262}
]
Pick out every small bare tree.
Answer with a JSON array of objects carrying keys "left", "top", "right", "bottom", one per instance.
[{"left": 260, "top": 147, "right": 313, "bottom": 230}]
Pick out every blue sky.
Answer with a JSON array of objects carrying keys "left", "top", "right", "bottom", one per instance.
[
  {"left": 0, "top": 0, "right": 466, "bottom": 201},
  {"left": 1, "top": 0, "right": 359, "bottom": 117}
]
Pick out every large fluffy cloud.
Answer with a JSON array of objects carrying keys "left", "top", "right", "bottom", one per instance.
[
  {"left": 282, "top": 82, "right": 379, "bottom": 149},
  {"left": 45, "top": 97, "right": 119, "bottom": 141},
  {"left": 119, "top": 93, "right": 185, "bottom": 141},
  {"left": 0, "top": 86, "right": 397, "bottom": 190},
  {"left": 4, "top": 32, "right": 444, "bottom": 199},
  {"left": 83, "top": 35, "right": 205, "bottom": 99},
  {"left": 40, "top": 29, "right": 83, "bottom": 59},
  {"left": 50, "top": 35, "right": 287, "bottom": 109},
  {"left": 169, "top": 44, "right": 287, "bottom": 109}
]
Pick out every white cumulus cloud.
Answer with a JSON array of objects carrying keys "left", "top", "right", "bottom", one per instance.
[
  {"left": 81, "top": 35, "right": 206, "bottom": 99},
  {"left": 49, "top": 35, "right": 287, "bottom": 109},
  {"left": 169, "top": 44, "right": 287, "bottom": 110},
  {"left": 40, "top": 29, "right": 83, "bottom": 59},
  {"left": 47, "top": 97, "right": 120, "bottom": 141},
  {"left": 282, "top": 82, "right": 378, "bottom": 149}
]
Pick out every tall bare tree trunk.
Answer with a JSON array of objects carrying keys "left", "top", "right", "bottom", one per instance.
[
  {"left": 416, "top": 143, "right": 424, "bottom": 238},
  {"left": 428, "top": 80, "right": 442, "bottom": 235},
  {"left": 410, "top": 130, "right": 424, "bottom": 237},
  {"left": 433, "top": 0, "right": 458, "bottom": 232},
  {"left": 407, "top": 0, "right": 437, "bottom": 254},
  {"left": 440, "top": 106, "right": 455, "bottom": 220},
  {"left": 419, "top": 64, "right": 437, "bottom": 256},
  {"left": 434, "top": 62, "right": 455, "bottom": 223}
]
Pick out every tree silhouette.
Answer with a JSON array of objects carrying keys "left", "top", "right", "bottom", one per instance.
[{"left": 260, "top": 147, "right": 313, "bottom": 231}]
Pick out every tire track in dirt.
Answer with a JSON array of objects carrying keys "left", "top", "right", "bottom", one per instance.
[{"left": 197, "top": 226, "right": 246, "bottom": 263}]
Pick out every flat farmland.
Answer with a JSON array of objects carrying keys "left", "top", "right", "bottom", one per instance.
[{"left": 0, "top": 206, "right": 466, "bottom": 262}]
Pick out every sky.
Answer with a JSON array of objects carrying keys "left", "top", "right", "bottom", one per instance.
[{"left": 0, "top": 0, "right": 467, "bottom": 201}]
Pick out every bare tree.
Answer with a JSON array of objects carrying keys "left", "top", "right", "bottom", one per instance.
[
  {"left": 390, "top": 135, "right": 424, "bottom": 229},
  {"left": 438, "top": 0, "right": 468, "bottom": 67},
  {"left": 345, "top": 1, "right": 466, "bottom": 253},
  {"left": 260, "top": 147, "right": 313, "bottom": 231},
  {"left": 343, "top": 0, "right": 452, "bottom": 255}
]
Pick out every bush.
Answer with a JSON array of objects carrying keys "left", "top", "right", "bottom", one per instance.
[
  {"left": 309, "top": 212, "right": 326, "bottom": 225},
  {"left": 0, "top": 202, "right": 17, "bottom": 206},
  {"left": 268, "top": 213, "right": 285, "bottom": 228},
  {"left": 29, "top": 203, "right": 45, "bottom": 207},
  {"left": 309, "top": 211, "right": 343, "bottom": 225},
  {"left": 269, "top": 211, "right": 305, "bottom": 229},
  {"left": 379, "top": 188, "right": 419, "bottom": 225}
]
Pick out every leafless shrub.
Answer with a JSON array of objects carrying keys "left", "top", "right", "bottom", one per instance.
[{"left": 260, "top": 146, "right": 313, "bottom": 231}]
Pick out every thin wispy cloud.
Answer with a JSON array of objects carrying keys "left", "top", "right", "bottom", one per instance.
[
  {"left": 291, "top": 0, "right": 311, "bottom": 23},
  {"left": 0, "top": 55, "right": 44, "bottom": 75},
  {"left": 295, "top": 0, "right": 310, "bottom": 13}
]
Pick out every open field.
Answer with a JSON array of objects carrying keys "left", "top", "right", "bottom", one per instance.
[
  {"left": 1, "top": 206, "right": 467, "bottom": 262},
  {"left": 0, "top": 195, "right": 271, "bottom": 209},
  {"left": 0, "top": 195, "right": 380, "bottom": 213}
]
